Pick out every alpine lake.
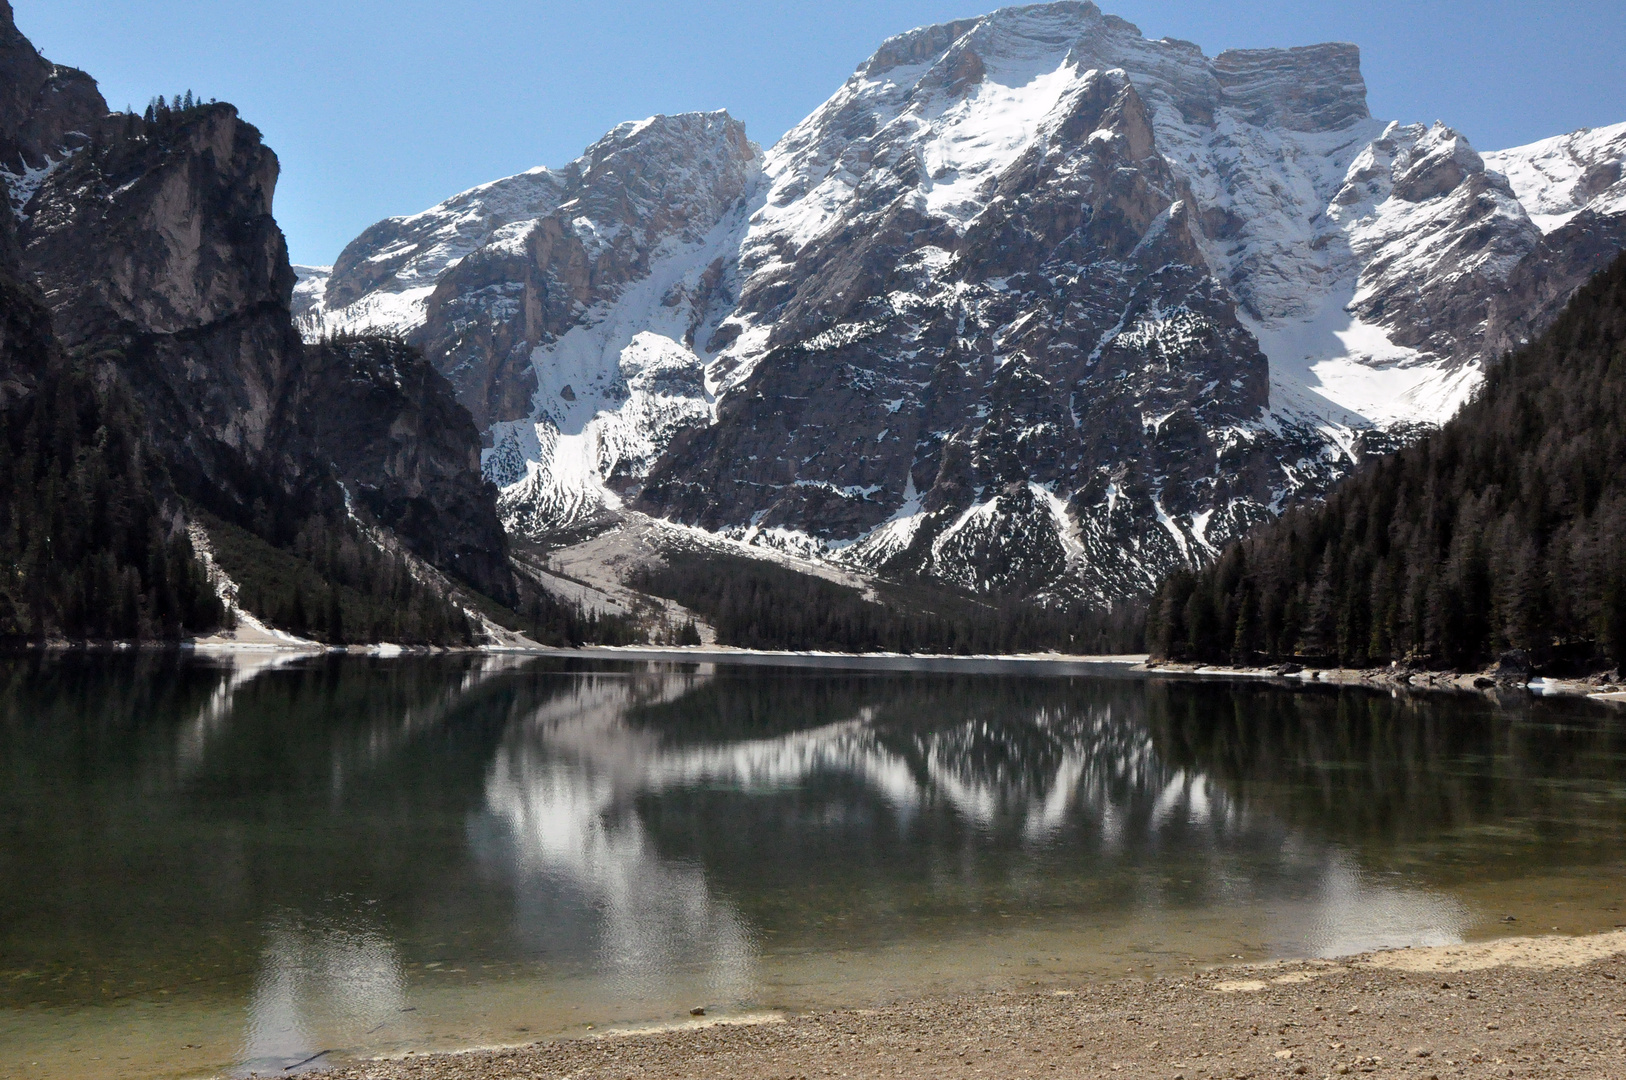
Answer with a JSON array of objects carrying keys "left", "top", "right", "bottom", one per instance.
[{"left": 2, "top": 651, "right": 1624, "bottom": 1078}]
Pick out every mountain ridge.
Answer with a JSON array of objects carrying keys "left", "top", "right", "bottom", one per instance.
[{"left": 296, "top": 2, "right": 1626, "bottom": 609}]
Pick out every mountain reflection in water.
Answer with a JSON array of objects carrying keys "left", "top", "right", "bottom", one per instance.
[
  {"left": 476, "top": 667, "right": 1475, "bottom": 975},
  {"left": 1, "top": 654, "right": 1623, "bottom": 1077}
]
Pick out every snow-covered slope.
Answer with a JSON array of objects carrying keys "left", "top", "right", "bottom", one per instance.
[
  {"left": 293, "top": 167, "right": 567, "bottom": 340},
  {"left": 304, "top": 2, "right": 1626, "bottom": 606},
  {"left": 644, "top": 3, "right": 1543, "bottom": 601},
  {"left": 1485, "top": 122, "right": 1626, "bottom": 233},
  {"left": 299, "top": 112, "right": 760, "bottom": 531}
]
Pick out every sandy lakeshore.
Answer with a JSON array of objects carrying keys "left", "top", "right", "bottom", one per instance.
[{"left": 319, "top": 932, "right": 1626, "bottom": 1080}]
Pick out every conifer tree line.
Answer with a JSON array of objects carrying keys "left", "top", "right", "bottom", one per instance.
[
  {"left": 631, "top": 549, "right": 1145, "bottom": 655},
  {"left": 0, "top": 328, "right": 223, "bottom": 640},
  {"left": 140, "top": 90, "right": 214, "bottom": 125},
  {"left": 202, "top": 514, "right": 474, "bottom": 647},
  {"left": 1149, "top": 252, "right": 1626, "bottom": 673},
  {"left": 513, "top": 577, "right": 644, "bottom": 648}
]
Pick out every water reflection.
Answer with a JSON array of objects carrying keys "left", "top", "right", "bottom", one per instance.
[
  {"left": 473, "top": 669, "right": 1481, "bottom": 976},
  {"left": 479, "top": 671, "right": 758, "bottom": 1006},
  {"left": 1, "top": 655, "right": 1623, "bottom": 1080},
  {"left": 176, "top": 651, "right": 306, "bottom": 771},
  {"left": 1291, "top": 856, "right": 1470, "bottom": 957}
]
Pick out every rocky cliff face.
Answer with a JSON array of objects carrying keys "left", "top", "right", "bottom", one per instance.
[
  {"left": 299, "top": 2, "right": 1626, "bottom": 606},
  {"left": 279, "top": 337, "right": 513, "bottom": 596},
  {"left": 0, "top": 0, "right": 105, "bottom": 224},
  {"left": 0, "top": 4, "right": 516, "bottom": 608},
  {"left": 1481, "top": 123, "right": 1626, "bottom": 361},
  {"left": 299, "top": 112, "right": 763, "bottom": 539},
  {"left": 20, "top": 102, "right": 301, "bottom": 512},
  {"left": 299, "top": 114, "right": 759, "bottom": 429}
]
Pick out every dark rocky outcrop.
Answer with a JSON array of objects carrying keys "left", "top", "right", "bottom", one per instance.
[
  {"left": 279, "top": 336, "right": 513, "bottom": 600},
  {"left": 19, "top": 103, "right": 302, "bottom": 516},
  {"left": 1483, "top": 209, "right": 1626, "bottom": 360}
]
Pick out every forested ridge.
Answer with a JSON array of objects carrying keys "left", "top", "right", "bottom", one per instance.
[
  {"left": 1150, "top": 252, "right": 1626, "bottom": 673},
  {"left": 201, "top": 514, "right": 475, "bottom": 647}
]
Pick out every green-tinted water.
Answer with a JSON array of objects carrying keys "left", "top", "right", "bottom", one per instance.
[{"left": 2, "top": 653, "right": 1624, "bottom": 1077}]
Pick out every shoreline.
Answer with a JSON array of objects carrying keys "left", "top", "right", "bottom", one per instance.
[
  {"left": 320, "top": 930, "right": 1626, "bottom": 1079},
  {"left": 13, "top": 640, "right": 1626, "bottom": 706},
  {"left": 1140, "top": 658, "right": 1626, "bottom": 704},
  {"left": 516, "top": 644, "right": 1151, "bottom": 673},
  {"left": 3, "top": 637, "right": 1155, "bottom": 669}
]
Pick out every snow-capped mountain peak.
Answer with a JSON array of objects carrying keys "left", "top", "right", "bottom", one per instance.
[{"left": 306, "top": 3, "right": 1626, "bottom": 606}]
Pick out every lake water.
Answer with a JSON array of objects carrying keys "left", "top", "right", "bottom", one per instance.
[{"left": 3, "top": 653, "right": 1625, "bottom": 1078}]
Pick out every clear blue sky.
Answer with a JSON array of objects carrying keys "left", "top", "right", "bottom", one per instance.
[{"left": 18, "top": 1, "right": 1624, "bottom": 266}]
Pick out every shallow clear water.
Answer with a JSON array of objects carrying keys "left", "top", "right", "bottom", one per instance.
[{"left": 2, "top": 653, "right": 1625, "bottom": 1078}]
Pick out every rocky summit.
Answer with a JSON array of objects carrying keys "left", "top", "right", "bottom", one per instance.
[{"left": 232, "top": 4, "right": 1626, "bottom": 606}]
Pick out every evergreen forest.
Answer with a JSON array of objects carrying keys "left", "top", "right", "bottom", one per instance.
[
  {"left": 1149, "top": 252, "right": 1626, "bottom": 673},
  {"left": 201, "top": 514, "right": 475, "bottom": 647},
  {"left": 0, "top": 279, "right": 223, "bottom": 640},
  {"left": 631, "top": 547, "right": 1146, "bottom": 655}
]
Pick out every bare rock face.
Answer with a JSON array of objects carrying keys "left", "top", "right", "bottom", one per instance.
[
  {"left": 309, "top": 166, "right": 567, "bottom": 331},
  {"left": 0, "top": 0, "right": 106, "bottom": 220},
  {"left": 1481, "top": 123, "right": 1626, "bottom": 358},
  {"left": 1211, "top": 44, "right": 1370, "bottom": 132},
  {"left": 25, "top": 106, "right": 290, "bottom": 343},
  {"left": 641, "top": 6, "right": 1398, "bottom": 602},
  {"left": 644, "top": 69, "right": 1295, "bottom": 601},
  {"left": 420, "top": 112, "right": 758, "bottom": 432},
  {"left": 1483, "top": 210, "right": 1626, "bottom": 361},
  {"left": 19, "top": 103, "right": 305, "bottom": 511},
  {"left": 305, "top": 113, "right": 761, "bottom": 432},
  {"left": 1326, "top": 121, "right": 1542, "bottom": 368},
  {"left": 304, "top": 112, "right": 764, "bottom": 546}
]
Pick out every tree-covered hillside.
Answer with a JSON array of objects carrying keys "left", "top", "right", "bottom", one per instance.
[
  {"left": 1150, "top": 252, "right": 1626, "bottom": 673},
  {"left": 0, "top": 272, "right": 222, "bottom": 640},
  {"left": 632, "top": 548, "right": 1146, "bottom": 656}
]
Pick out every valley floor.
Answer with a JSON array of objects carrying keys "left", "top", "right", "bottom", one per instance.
[{"left": 321, "top": 931, "right": 1626, "bottom": 1080}]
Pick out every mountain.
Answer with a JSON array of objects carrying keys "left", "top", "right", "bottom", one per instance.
[
  {"left": 1149, "top": 249, "right": 1626, "bottom": 674},
  {"left": 0, "top": 1, "right": 517, "bottom": 641},
  {"left": 300, "top": 1, "right": 1625, "bottom": 610},
  {"left": 295, "top": 111, "right": 762, "bottom": 543}
]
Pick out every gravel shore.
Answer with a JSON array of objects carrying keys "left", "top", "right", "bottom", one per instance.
[
  {"left": 321, "top": 932, "right": 1626, "bottom": 1080},
  {"left": 1138, "top": 660, "right": 1626, "bottom": 703}
]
